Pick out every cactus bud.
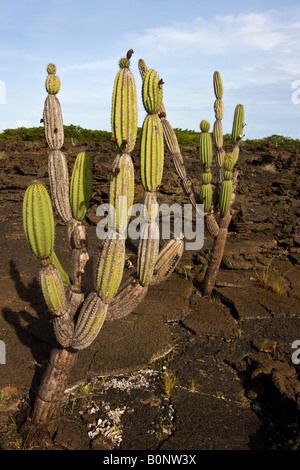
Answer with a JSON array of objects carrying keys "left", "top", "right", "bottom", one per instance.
[
  {"left": 47, "top": 63, "right": 57, "bottom": 74},
  {"left": 200, "top": 120, "right": 210, "bottom": 133}
]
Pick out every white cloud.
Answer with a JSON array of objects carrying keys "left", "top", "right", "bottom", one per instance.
[
  {"left": 60, "top": 57, "right": 118, "bottom": 74},
  {"left": 0, "top": 120, "right": 7, "bottom": 132},
  {"left": 15, "top": 119, "right": 28, "bottom": 128}
]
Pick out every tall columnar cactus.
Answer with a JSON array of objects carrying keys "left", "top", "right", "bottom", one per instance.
[
  {"left": 137, "top": 64, "right": 184, "bottom": 287},
  {"left": 18, "top": 54, "right": 184, "bottom": 448},
  {"left": 139, "top": 58, "right": 246, "bottom": 298},
  {"left": 139, "top": 60, "right": 199, "bottom": 214},
  {"left": 197, "top": 72, "right": 245, "bottom": 296}
]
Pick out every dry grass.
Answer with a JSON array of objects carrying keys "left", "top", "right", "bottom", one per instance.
[{"left": 252, "top": 256, "right": 286, "bottom": 295}]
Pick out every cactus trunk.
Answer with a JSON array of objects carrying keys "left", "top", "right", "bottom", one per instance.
[{"left": 201, "top": 212, "right": 231, "bottom": 296}]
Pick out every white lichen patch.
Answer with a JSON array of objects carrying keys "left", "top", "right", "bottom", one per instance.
[
  {"left": 98, "top": 368, "right": 159, "bottom": 392},
  {"left": 87, "top": 403, "right": 127, "bottom": 446}
]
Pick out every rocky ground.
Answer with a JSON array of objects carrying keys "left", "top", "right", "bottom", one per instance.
[{"left": 0, "top": 139, "right": 299, "bottom": 451}]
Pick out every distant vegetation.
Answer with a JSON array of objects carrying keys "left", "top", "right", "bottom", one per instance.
[{"left": 0, "top": 125, "right": 300, "bottom": 148}]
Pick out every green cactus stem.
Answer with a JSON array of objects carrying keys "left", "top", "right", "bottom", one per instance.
[
  {"left": 213, "top": 119, "right": 223, "bottom": 150},
  {"left": 96, "top": 231, "right": 126, "bottom": 302},
  {"left": 111, "top": 50, "right": 138, "bottom": 154},
  {"left": 108, "top": 153, "right": 134, "bottom": 233},
  {"left": 199, "top": 120, "right": 212, "bottom": 168},
  {"left": 142, "top": 69, "right": 164, "bottom": 114},
  {"left": 219, "top": 154, "right": 236, "bottom": 217},
  {"left": 23, "top": 183, "right": 55, "bottom": 261},
  {"left": 213, "top": 71, "right": 223, "bottom": 99},
  {"left": 140, "top": 113, "right": 164, "bottom": 192},
  {"left": 214, "top": 98, "right": 224, "bottom": 120},
  {"left": 45, "top": 74, "right": 61, "bottom": 95},
  {"left": 232, "top": 104, "right": 244, "bottom": 145},
  {"left": 51, "top": 251, "right": 71, "bottom": 287},
  {"left": 72, "top": 292, "right": 108, "bottom": 350},
  {"left": 39, "top": 263, "right": 67, "bottom": 315},
  {"left": 137, "top": 220, "right": 160, "bottom": 286},
  {"left": 200, "top": 170, "right": 212, "bottom": 212},
  {"left": 70, "top": 152, "right": 92, "bottom": 222}
]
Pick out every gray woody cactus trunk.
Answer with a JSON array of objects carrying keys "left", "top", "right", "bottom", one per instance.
[
  {"left": 20, "top": 52, "right": 184, "bottom": 444},
  {"left": 139, "top": 60, "right": 245, "bottom": 297}
]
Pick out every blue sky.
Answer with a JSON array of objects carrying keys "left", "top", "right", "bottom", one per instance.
[{"left": 1, "top": 0, "right": 300, "bottom": 139}]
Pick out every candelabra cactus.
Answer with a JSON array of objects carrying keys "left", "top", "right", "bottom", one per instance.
[
  {"left": 138, "top": 59, "right": 245, "bottom": 297},
  {"left": 18, "top": 52, "right": 184, "bottom": 449}
]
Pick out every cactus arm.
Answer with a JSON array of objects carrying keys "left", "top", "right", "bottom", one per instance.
[
  {"left": 48, "top": 150, "right": 72, "bottom": 223},
  {"left": 70, "top": 151, "right": 92, "bottom": 222},
  {"left": 51, "top": 251, "right": 71, "bottom": 287},
  {"left": 106, "top": 274, "right": 148, "bottom": 322}
]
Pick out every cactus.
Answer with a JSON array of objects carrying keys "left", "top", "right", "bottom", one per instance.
[
  {"left": 201, "top": 72, "right": 245, "bottom": 295},
  {"left": 136, "top": 58, "right": 245, "bottom": 297},
  {"left": 137, "top": 64, "right": 170, "bottom": 287},
  {"left": 18, "top": 53, "right": 183, "bottom": 447}
]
